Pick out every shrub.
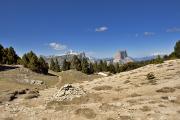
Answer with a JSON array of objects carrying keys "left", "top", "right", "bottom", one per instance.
[{"left": 146, "top": 72, "right": 155, "bottom": 80}]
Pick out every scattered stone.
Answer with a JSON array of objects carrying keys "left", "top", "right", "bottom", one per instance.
[
  {"left": 156, "top": 87, "right": 175, "bottom": 93},
  {"left": 146, "top": 72, "right": 155, "bottom": 80},
  {"left": 51, "top": 84, "right": 86, "bottom": 101},
  {"left": 16, "top": 79, "right": 44, "bottom": 85}
]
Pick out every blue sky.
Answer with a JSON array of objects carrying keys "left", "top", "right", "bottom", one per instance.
[{"left": 0, "top": 0, "right": 180, "bottom": 58}]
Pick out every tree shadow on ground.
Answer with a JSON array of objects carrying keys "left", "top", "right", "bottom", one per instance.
[{"left": 0, "top": 65, "right": 19, "bottom": 71}]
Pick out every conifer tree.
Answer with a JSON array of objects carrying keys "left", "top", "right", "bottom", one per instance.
[
  {"left": 22, "top": 51, "right": 49, "bottom": 74},
  {"left": 108, "top": 63, "right": 116, "bottom": 74},
  {"left": 62, "top": 59, "right": 70, "bottom": 71},
  {"left": 115, "top": 63, "right": 120, "bottom": 73},
  {"left": 50, "top": 58, "right": 55, "bottom": 71},
  {"left": 102, "top": 61, "right": 108, "bottom": 71},
  {"left": 174, "top": 40, "right": 180, "bottom": 58},
  {"left": 81, "top": 58, "right": 89, "bottom": 74},
  {"left": 54, "top": 59, "right": 61, "bottom": 72},
  {"left": 38, "top": 57, "right": 49, "bottom": 74},
  {"left": 0, "top": 44, "right": 4, "bottom": 64},
  {"left": 71, "top": 55, "right": 82, "bottom": 71},
  {"left": 93, "top": 61, "right": 98, "bottom": 72},
  {"left": 89, "top": 63, "right": 94, "bottom": 74}
]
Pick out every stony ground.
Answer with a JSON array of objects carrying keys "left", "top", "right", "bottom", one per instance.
[{"left": 0, "top": 59, "right": 180, "bottom": 120}]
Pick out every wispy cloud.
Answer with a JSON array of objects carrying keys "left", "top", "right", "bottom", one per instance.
[
  {"left": 49, "top": 42, "right": 67, "bottom": 50},
  {"left": 95, "top": 26, "right": 108, "bottom": 32},
  {"left": 144, "top": 32, "right": 155, "bottom": 36},
  {"left": 166, "top": 27, "right": 180, "bottom": 32}
]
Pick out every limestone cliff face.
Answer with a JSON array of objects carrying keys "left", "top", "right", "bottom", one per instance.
[{"left": 113, "top": 50, "right": 134, "bottom": 63}]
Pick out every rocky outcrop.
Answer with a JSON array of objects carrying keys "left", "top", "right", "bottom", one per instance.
[
  {"left": 51, "top": 84, "right": 86, "bottom": 101},
  {"left": 16, "top": 79, "right": 44, "bottom": 85}
]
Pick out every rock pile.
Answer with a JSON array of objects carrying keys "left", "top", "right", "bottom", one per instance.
[
  {"left": 17, "top": 79, "right": 44, "bottom": 85},
  {"left": 51, "top": 84, "right": 86, "bottom": 101}
]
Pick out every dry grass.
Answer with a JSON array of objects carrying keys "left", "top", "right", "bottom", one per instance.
[
  {"left": 57, "top": 70, "right": 100, "bottom": 88},
  {"left": 140, "top": 106, "right": 151, "bottom": 112},
  {"left": 92, "top": 85, "right": 113, "bottom": 91},
  {"left": 0, "top": 67, "right": 59, "bottom": 95},
  {"left": 156, "top": 87, "right": 175, "bottom": 93},
  {"left": 130, "top": 93, "right": 141, "bottom": 97},
  {"left": 46, "top": 93, "right": 102, "bottom": 111},
  {"left": 99, "top": 103, "right": 118, "bottom": 111},
  {"left": 75, "top": 108, "right": 96, "bottom": 119},
  {"left": 106, "top": 118, "right": 115, "bottom": 120},
  {"left": 119, "top": 116, "right": 131, "bottom": 120}
]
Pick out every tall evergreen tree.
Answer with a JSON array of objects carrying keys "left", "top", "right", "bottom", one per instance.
[
  {"left": 102, "top": 61, "right": 108, "bottom": 71},
  {"left": 50, "top": 58, "right": 55, "bottom": 71},
  {"left": 93, "top": 61, "right": 98, "bottom": 72},
  {"left": 98, "top": 60, "right": 103, "bottom": 72},
  {"left": 0, "top": 44, "right": 4, "bottom": 64},
  {"left": 22, "top": 51, "right": 49, "bottom": 74},
  {"left": 174, "top": 40, "right": 180, "bottom": 58},
  {"left": 71, "top": 55, "right": 82, "bottom": 71},
  {"left": 62, "top": 59, "right": 70, "bottom": 71},
  {"left": 81, "top": 58, "right": 89, "bottom": 74},
  {"left": 89, "top": 63, "right": 94, "bottom": 74},
  {"left": 115, "top": 63, "right": 120, "bottom": 73},
  {"left": 7, "top": 47, "right": 18, "bottom": 64},
  {"left": 54, "top": 59, "right": 61, "bottom": 72},
  {"left": 38, "top": 57, "right": 49, "bottom": 74},
  {"left": 108, "top": 63, "right": 116, "bottom": 74}
]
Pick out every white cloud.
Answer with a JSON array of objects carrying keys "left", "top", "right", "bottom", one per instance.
[
  {"left": 144, "top": 32, "right": 155, "bottom": 36},
  {"left": 49, "top": 42, "right": 67, "bottom": 50},
  {"left": 95, "top": 26, "right": 108, "bottom": 32},
  {"left": 166, "top": 27, "right": 180, "bottom": 32}
]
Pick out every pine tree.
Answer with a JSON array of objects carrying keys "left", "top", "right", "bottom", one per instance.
[
  {"left": 93, "top": 61, "right": 98, "bottom": 72},
  {"left": 115, "top": 63, "right": 120, "bottom": 73},
  {"left": 81, "top": 58, "right": 89, "bottom": 74},
  {"left": 89, "top": 63, "right": 94, "bottom": 74},
  {"left": 50, "top": 58, "right": 55, "bottom": 71},
  {"left": 0, "top": 44, "right": 4, "bottom": 64},
  {"left": 38, "top": 57, "right": 49, "bottom": 74},
  {"left": 108, "top": 63, "right": 116, "bottom": 74},
  {"left": 62, "top": 59, "right": 70, "bottom": 71},
  {"left": 22, "top": 51, "right": 49, "bottom": 74},
  {"left": 102, "top": 61, "right": 108, "bottom": 71},
  {"left": 98, "top": 60, "right": 103, "bottom": 72},
  {"left": 7, "top": 47, "right": 18, "bottom": 64},
  {"left": 174, "top": 40, "right": 180, "bottom": 58},
  {"left": 71, "top": 55, "right": 82, "bottom": 71},
  {"left": 54, "top": 59, "right": 61, "bottom": 72}
]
